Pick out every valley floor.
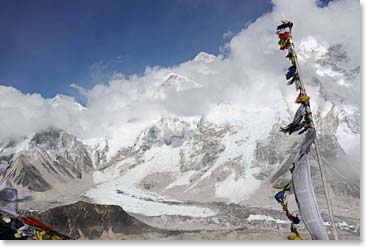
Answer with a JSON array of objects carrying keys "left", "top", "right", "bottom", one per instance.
[
  {"left": 130, "top": 201, "right": 360, "bottom": 240},
  {"left": 17, "top": 173, "right": 360, "bottom": 240}
]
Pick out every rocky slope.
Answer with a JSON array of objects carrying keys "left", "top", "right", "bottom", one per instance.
[
  {"left": 23, "top": 201, "right": 162, "bottom": 239},
  {"left": 0, "top": 128, "right": 95, "bottom": 209},
  {"left": 23, "top": 201, "right": 359, "bottom": 240}
]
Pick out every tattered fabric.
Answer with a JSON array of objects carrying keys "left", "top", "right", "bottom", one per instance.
[
  {"left": 280, "top": 104, "right": 305, "bottom": 135},
  {"left": 292, "top": 129, "right": 329, "bottom": 240}
]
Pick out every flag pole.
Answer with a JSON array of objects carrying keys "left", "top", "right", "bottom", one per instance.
[{"left": 292, "top": 42, "right": 339, "bottom": 241}]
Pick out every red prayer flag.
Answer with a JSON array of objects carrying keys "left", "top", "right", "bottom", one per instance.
[
  {"left": 279, "top": 32, "right": 290, "bottom": 39},
  {"left": 21, "top": 216, "right": 54, "bottom": 231}
]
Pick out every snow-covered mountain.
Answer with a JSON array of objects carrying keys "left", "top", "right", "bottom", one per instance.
[
  {"left": 152, "top": 73, "right": 203, "bottom": 100},
  {"left": 193, "top": 52, "right": 216, "bottom": 64},
  {"left": 0, "top": 129, "right": 92, "bottom": 190},
  {"left": 0, "top": 0, "right": 359, "bottom": 239},
  {"left": 81, "top": 41, "right": 360, "bottom": 210},
  {"left": 47, "top": 94, "right": 86, "bottom": 111},
  {"left": 0, "top": 128, "right": 96, "bottom": 209},
  {"left": 0, "top": 37, "right": 360, "bottom": 219}
]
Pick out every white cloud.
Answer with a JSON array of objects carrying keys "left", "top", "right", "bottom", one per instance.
[
  {"left": 0, "top": 86, "right": 84, "bottom": 141},
  {"left": 0, "top": 0, "right": 360, "bottom": 153}
]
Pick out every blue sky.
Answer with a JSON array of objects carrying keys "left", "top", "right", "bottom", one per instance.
[{"left": 0, "top": 0, "right": 333, "bottom": 98}]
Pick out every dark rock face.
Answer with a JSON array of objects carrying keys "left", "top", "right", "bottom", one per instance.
[
  {"left": 24, "top": 201, "right": 160, "bottom": 240},
  {"left": 31, "top": 129, "right": 63, "bottom": 149}
]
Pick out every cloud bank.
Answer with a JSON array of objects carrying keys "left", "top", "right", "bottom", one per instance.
[{"left": 0, "top": 0, "right": 360, "bottom": 151}]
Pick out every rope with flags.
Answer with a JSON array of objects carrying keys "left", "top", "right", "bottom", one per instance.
[
  {"left": 274, "top": 20, "right": 338, "bottom": 240},
  {"left": 273, "top": 181, "right": 302, "bottom": 240},
  {"left": 0, "top": 196, "right": 72, "bottom": 240}
]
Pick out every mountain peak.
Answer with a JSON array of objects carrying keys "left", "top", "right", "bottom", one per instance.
[
  {"left": 163, "top": 76, "right": 200, "bottom": 90},
  {"left": 30, "top": 128, "right": 67, "bottom": 148},
  {"left": 297, "top": 36, "right": 328, "bottom": 61},
  {"left": 193, "top": 52, "right": 216, "bottom": 63},
  {"left": 48, "top": 94, "right": 85, "bottom": 111},
  {"left": 153, "top": 73, "right": 202, "bottom": 100}
]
